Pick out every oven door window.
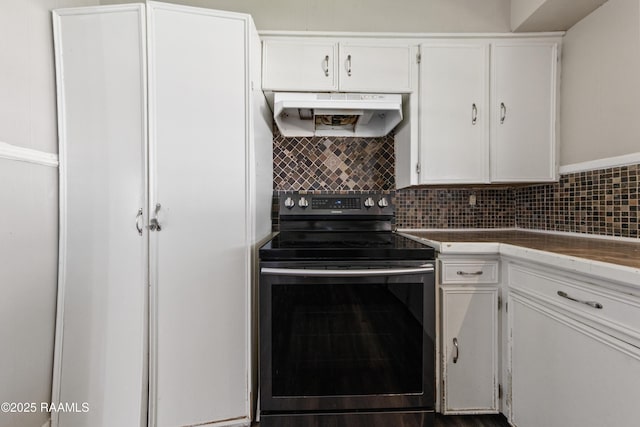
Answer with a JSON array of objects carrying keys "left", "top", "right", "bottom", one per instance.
[{"left": 271, "top": 280, "right": 424, "bottom": 397}]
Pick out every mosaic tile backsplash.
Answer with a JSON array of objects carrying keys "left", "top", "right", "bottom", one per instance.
[
  {"left": 272, "top": 129, "right": 639, "bottom": 238},
  {"left": 515, "top": 164, "right": 639, "bottom": 238},
  {"left": 272, "top": 129, "right": 395, "bottom": 192},
  {"left": 395, "top": 188, "right": 515, "bottom": 229}
]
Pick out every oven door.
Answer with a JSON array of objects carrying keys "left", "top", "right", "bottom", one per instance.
[{"left": 259, "top": 261, "right": 435, "bottom": 413}]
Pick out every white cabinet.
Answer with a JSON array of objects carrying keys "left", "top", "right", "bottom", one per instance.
[
  {"left": 262, "top": 39, "right": 338, "bottom": 91},
  {"left": 52, "top": 7, "right": 148, "bottom": 427},
  {"left": 440, "top": 257, "right": 499, "bottom": 414},
  {"left": 491, "top": 42, "right": 558, "bottom": 182},
  {"left": 338, "top": 43, "right": 415, "bottom": 92},
  {"left": 419, "top": 43, "right": 490, "bottom": 184},
  {"left": 52, "top": 3, "right": 272, "bottom": 427},
  {"left": 416, "top": 39, "right": 559, "bottom": 185},
  {"left": 507, "top": 262, "right": 640, "bottom": 427},
  {"left": 262, "top": 38, "right": 416, "bottom": 93}
]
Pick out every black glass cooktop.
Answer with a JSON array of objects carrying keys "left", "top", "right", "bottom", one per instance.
[{"left": 259, "top": 231, "right": 435, "bottom": 261}]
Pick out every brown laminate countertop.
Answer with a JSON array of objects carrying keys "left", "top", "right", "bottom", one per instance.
[{"left": 402, "top": 230, "right": 640, "bottom": 270}]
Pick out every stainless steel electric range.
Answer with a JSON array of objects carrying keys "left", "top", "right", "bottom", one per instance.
[{"left": 259, "top": 193, "right": 436, "bottom": 427}]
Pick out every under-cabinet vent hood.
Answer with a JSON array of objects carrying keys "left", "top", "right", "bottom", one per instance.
[{"left": 273, "top": 92, "right": 402, "bottom": 138}]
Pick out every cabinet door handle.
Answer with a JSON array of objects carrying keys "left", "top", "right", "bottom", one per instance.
[
  {"left": 453, "top": 337, "right": 459, "bottom": 363},
  {"left": 557, "top": 291, "right": 603, "bottom": 309},
  {"left": 149, "top": 203, "right": 162, "bottom": 231},
  {"left": 471, "top": 103, "right": 478, "bottom": 125},
  {"left": 135, "top": 208, "right": 143, "bottom": 236},
  {"left": 346, "top": 54, "right": 352, "bottom": 76},
  {"left": 457, "top": 270, "right": 483, "bottom": 276},
  {"left": 323, "top": 55, "right": 329, "bottom": 77},
  {"left": 500, "top": 102, "right": 507, "bottom": 124}
]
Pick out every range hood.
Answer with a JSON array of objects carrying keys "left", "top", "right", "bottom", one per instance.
[{"left": 273, "top": 92, "right": 402, "bottom": 138}]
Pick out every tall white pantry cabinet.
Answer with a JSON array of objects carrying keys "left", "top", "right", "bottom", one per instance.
[{"left": 51, "top": 2, "right": 272, "bottom": 427}]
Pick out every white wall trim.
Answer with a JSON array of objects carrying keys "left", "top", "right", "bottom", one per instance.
[
  {"left": 559, "top": 152, "right": 640, "bottom": 175},
  {"left": 259, "top": 30, "right": 565, "bottom": 39},
  {"left": 0, "top": 141, "right": 59, "bottom": 167}
]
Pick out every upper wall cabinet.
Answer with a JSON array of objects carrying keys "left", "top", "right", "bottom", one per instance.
[
  {"left": 417, "top": 39, "right": 560, "bottom": 186},
  {"left": 419, "top": 42, "right": 491, "bottom": 184},
  {"left": 262, "top": 38, "right": 416, "bottom": 93},
  {"left": 491, "top": 42, "right": 558, "bottom": 182},
  {"left": 262, "top": 39, "right": 338, "bottom": 91}
]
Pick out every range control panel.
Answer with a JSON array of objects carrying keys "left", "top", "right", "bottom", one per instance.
[
  {"left": 279, "top": 193, "right": 393, "bottom": 216},
  {"left": 311, "top": 197, "right": 361, "bottom": 210}
]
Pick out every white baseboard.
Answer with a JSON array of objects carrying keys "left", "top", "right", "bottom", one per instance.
[
  {"left": 559, "top": 152, "right": 640, "bottom": 174},
  {"left": 0, "top": 141, "right": 59, "bottom": 168}
]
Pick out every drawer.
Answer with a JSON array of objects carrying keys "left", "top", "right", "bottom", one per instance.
[
  {"left": 509, "top": 263, "right": 640, "bottom": 335},
  {"left": 441, "top": 261, "right": 499, "bottom": 284}
]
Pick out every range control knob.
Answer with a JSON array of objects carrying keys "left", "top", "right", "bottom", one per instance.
[
  {"left": 378, "top": 197, "right": 389, "bottom": 208},
  {"left": 298, "top": 197, "right": 309, "bottom": 208},
  {"left": 364, "top": 197, "right": 375, "bottom": 208},
  {"left": 284, "top": 197, "right": 295, "bottom": 209}
]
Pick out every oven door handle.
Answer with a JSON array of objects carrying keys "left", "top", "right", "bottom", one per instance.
[{"left": 261, "top": 265, "right": 434, "bottom": 277}]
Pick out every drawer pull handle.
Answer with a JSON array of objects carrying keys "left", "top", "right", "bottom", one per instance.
[
  {"left": 457, "top": 270, "right": 483, "bottom": 276},
  {"left": 557, "top": 291, "right": 603, "bottom": 309},
  {"left": 453, "top": 337, "right": 459, "bottom": 363}
]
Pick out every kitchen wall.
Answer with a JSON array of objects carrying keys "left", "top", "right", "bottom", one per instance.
[
  {"left": 270, "top": 0, "right": 640, "bottom": 239},
  {"left": 0, "top": 1, "right": 99, "bottom": 426},
  {"left": 516, "top": 164, "right": 639, "bottom": 238},
  {"left": 560, "top": 0, "right": 640, "bottom": 165},
  {"left": 272, "top": 130, "right": 395, "bottom": 192},
  {"left": 99, "top": 0, "right": 512, "bottom": 32},
  {"left": 272, "top": 130, "right": 638, "bottom": 238}
]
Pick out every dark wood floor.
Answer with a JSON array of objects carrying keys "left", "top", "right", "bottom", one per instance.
[
  {"left": 252, "top": 413, "right": 511, "bottom": 426},
  {"left": 434, "top": 413, "right": 510, "bottom": 426}
]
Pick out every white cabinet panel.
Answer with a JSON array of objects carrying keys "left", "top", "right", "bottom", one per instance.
[
  {"left": 491, "top": 42, "right": 558, "bottom": 182},
  {"left": 415, "top": 39, "right": 558, "bottom": 185},
  {"left": 510, "top": 293, "right": 640, "bottom": 427},
  {"left": 419, "top": 43, "right": 490, "bottom": 184},
  {"left": 148, "top": 5, "right": 249, "bottom": 426},
  {"left": 262, "top": 40, "right": 338, "bottom": 91},
  {"left": 441, "top": 287, "right": 498, "bottom": 414},
  {"left": 53, "top": 4, "right": 266, "bottom": 427},
  {"left": 262, "top": 39, "right": 415, "bottom": 93},
  {"left": 53, "top": 6, "right": 148, "bottom": 427},
  {"left": 441, "top": 260, "right": 498, "bottom": 285},
  {"left": 339, "top": 44, "right": 414, "bottom": 92}
]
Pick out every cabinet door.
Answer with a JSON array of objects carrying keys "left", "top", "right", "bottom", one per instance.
[
  {"left": 52, "top": 6, "right": 148, "bottom": 427},
  {"left": 491, "top": 42, "right": 558, "bottom": 182},
  {"left": 441, "top": 287, "right": 498, "bottom": 414},
  {"left": 419, "top": 43, "right": 490, "bottom": 184},
  {"left": 339, "top": 43, "right": 415, "bottom": 92},
  {"left": 509, "top": 293, "right": 640, "bottom": 427},
  {"left": 148, "top": 4, "right": 249, "bottom": 426},
  {"left": 262, "top": 40, "right": 338, "bottom": 91}
]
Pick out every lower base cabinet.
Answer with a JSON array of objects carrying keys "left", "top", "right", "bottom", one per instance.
[
  {"left": 441, "top": 287, "right": 499, "bottom": 414},
  {"left": 508, "top": 263, "right": 640, "bottom": 427},
  {"left": 439, "top": 256, "right": 499, "bottom": 414}
]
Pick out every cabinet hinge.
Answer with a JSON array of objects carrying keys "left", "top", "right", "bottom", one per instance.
[
  {"left": 417, "top": 52, "right": 421, "bottom": 64},
  {"left": 499, "top": 384, "right": 503, "bottom": 399},
  {"left": 498, "top": 295, "right": 502, "bottom": 311},
  {"left": 416, "top": 163, "right": 421, "bottom": 175}
]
